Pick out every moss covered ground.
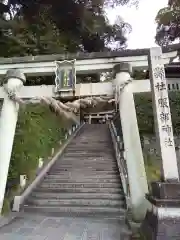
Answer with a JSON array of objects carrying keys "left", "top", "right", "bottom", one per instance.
[
  {"left": 2, "top": 104, "right": 73, "bottom": 214},
  {"left": 143, "top": 152, "right": 161, "bottom": 187}
]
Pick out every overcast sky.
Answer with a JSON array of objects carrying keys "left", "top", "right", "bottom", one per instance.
[{"left": 107, "top": 0, "right": 168, "bottom": 49}]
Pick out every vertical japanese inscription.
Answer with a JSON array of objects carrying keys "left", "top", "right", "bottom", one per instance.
[
  {"left": 153, "top": 66, "right": 173, "bottom": 147},
  {"left": 149, "top": 47, "right": 179, "bottom": 180}
]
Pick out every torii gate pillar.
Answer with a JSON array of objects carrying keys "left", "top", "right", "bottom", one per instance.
[
  {"left": 113, "top": 63, "right": 149, "bottom": 221},
  {"left": 0, "top": 69, "right": 26, "bottom": 214}
]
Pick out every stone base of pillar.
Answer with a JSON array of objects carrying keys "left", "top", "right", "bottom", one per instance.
[{"left": 141, "top": 181, "right": 180, "bottom": 240}]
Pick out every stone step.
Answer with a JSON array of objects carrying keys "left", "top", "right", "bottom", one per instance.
[
  {"left": 26, "top": 198, "right": 124, "bottom": 207},
  {"left": 59, "top": 155, "right": 115, "bottom": 158},
  {"left": 56, "top": 158, "right": 116, "bottom": 161},
  {"left": 50, "top": 168, "right": 118, "bottom": 172},
  {"left": 23, "top": 210, "right": 126, "bottom": 220},
  {"left": 69, "top": 141, "right": 112, "bottom": 143},
  {"left": 53, "top": 160, "right": 117, "bottom": 163},
  {"left": 23, "top": 205, "right": 126, "bottom": 217},
  {"left": 52, "top": 163, "right": 117, "bottom": 166},
  {"left": 63, "top": 152, "right": 114, "bottom": 155},
  {"left": 52, "top": 165, "right": 117, "bottom": 169},
  {"left": 68, "top": 146, "right": 112, "bottom": 148},
  {"left": 35, "top": 187, "right": 122, "bottom": 193},
  {"left": 54, "top": 161, "right": 117, "bottom": 165},
  {"left": 52, "top": 162, "right": 117, "bottom": 165},
  {"left": 60, "top": 152, "right": 113, "bottom": 155},
  {"left": 43, "top": 178, "right": 121, "bottom": 183},
  {"left": 56, "top": 160, "right": 117, "bottom": 163},
  {"left": 70, "top": 139, "right": 110, "bottom": 141},
  {"left": 47, "top": 172, "right": 120, "bottom": 176},
  {"left": 61, "top": 158, "right": 116, "bottom": 161},
  {"left": 49, "top": 172, "right": 120, "bottom": 176},
  {"left": 66, "top": 148, "right": 113, "bottom": 150},
  {"left": 45, "top": 174, "right": 121, "bottom": 179},
  {"left": 65, "top": 141, "right": 112, "bottom": 143},
  {"left": 68, "top": 148, "right": 113, "bottom": 151},
  {"left": 31, "top": 192, "right": 124, "bottom": 200},
  {"left": 51, "top": 164, "right": 117, "bottom": 169},
  {"left": 51, "top": 165, "right": 117, "bottom": 168},
  {"left": 61, "top": 155, "right": 115, "bottom": 158},
  {"left": 70, "top": 146, "right": 113, "bottom": 148},
  {"left": 71, "top": 140, "right": 111, "bottom": 142},
  {"left": 67, "top": 148, "right": 113, "bottom": 151},
  {"left": 67, "top": 143, "right": 112, "bottom": 146},
  {"left": 68, "top": 146, "right": 113, "bottom": 149},
  {"left": 49, "top": 170, "right": 119, "bottom": 173},
  {"left": 39, "top": 182, "right": 121, "bottom": 189},
  {"left": 61, "top": 157, "right": 115, "bottom": 160},
  {"left": 65, "top": 149, "right": 113, "bottom": 151},
  {"left": 71, "top": 138, "right": 111, "bottom": 140},
  {"left": 71, "top": 138, "right": 110, "bottom": 140},
  {"left": 61, "top": 156, "right": 115, "bottom": 159}
]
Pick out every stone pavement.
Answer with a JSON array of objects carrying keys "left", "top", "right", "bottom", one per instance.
[{"left": 0, "top": 213, "right": 122, "bottom": 240}]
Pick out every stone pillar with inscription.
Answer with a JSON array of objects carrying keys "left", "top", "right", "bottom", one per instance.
[{"left": 141, "top": 47, "right": 180, "bottom": 240}]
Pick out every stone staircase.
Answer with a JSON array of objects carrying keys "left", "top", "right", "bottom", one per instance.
[{"left": 23, "top": 124, "right": 131, "bottom": 237}]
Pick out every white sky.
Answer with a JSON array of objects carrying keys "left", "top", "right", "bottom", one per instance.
[{"left": 107, "top": 0, "right": 168, "bottom": 49}]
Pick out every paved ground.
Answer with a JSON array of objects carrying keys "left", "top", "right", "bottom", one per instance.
[{"left": 0, "top": 213, "right": 121, "bottom": 240}]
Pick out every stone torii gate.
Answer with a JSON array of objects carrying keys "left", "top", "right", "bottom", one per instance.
[{"left": 0, "top": 45, "right": 180, "bottom": 238}]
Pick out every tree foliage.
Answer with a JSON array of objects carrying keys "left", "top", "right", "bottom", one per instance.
[
  {"left": 0, "top": 0, "right": 137, "bottom": 85},
  {"left": 0, "top": 0, "right": 135, "bottom": 57},
  {"left": 155, "top": 0, "right": 180, "bottom": 46}
]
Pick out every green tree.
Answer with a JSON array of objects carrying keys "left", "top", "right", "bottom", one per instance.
[
  {"left": 0, "top": 0, "right": 136, "bottom": 85},
  {"left": 155, "top": 0, "right": 180, "bottom": 46},
  {"left": 0, "top": 0, "right": 135, "bottom": 57}
]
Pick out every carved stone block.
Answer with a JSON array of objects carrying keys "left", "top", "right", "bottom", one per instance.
[
  {"left": 141, "top": 181, "right": 180, "bottom": 239},
  {"left": 151, "top": 181, "right": 180, "bottom": 199},
  {"left": 141, "top": 210, "right": 180, "bottom": 240}
]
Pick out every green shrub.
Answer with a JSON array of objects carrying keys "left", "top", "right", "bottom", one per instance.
[{"left": 134, "top": 91, "right": 180, "bottom": 135}]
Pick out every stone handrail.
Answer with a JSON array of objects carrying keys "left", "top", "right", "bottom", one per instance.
[{"left": 109, "top": 121, "right": 131, "bottom": 208}]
